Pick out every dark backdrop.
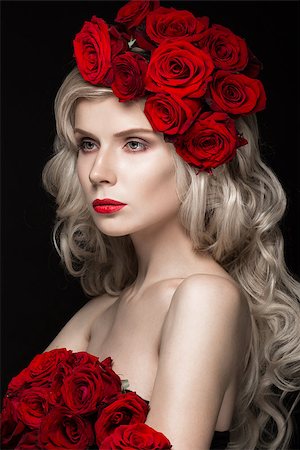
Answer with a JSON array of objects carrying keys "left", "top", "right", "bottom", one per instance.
[{"left": 1, "top": 0, "right": 299, "bottom": 446}]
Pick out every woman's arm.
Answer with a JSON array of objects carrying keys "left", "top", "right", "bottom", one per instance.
[{"left": 145, "top": 274, "right": 250, "bottom": 449}]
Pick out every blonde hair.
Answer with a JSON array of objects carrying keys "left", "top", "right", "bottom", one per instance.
[{"left": 42, "top": 67, "right": 300, "bottom": 449}]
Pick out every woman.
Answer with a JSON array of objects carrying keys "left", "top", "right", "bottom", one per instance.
[{"left": 3, "top": 1, "right": 300, "bottom": 449}]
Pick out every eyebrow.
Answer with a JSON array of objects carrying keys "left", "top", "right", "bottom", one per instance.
[{"left": 74, "top": 128, "right": 155, "bottom": 139}]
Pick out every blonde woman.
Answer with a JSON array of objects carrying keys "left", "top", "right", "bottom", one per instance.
[{"left": 3, "top": 1, "right": 300, "bottom": 449}]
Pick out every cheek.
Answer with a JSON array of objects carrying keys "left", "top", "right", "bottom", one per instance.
[{"left": 135, "top": 159, "right": 180, "bottom": 216}]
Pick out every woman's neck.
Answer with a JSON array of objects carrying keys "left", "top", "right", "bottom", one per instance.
[{"left": 129, "top": 216, "right": 213, "bottom": 294}]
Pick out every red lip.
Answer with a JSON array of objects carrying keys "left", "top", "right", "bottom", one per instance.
[
  {"left": 92, "top": 198, "right": 126, "bottom": 206},
  {"left": 92, "top": 198, "right": 127, "bottom": 214}
]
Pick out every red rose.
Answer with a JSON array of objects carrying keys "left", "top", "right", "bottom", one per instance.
[
  {"left": 39, "top": 407, "right": 94, "bottom": 450},
  {"left": 60, "top": 365, "right": 107, "bottom": 415},
  {"left": 73, "top": 16, "right": 112, "bottom": 86},
  {"left": 196, "top": 24, "right": 248, "bottom": 72},
  {"left": 49, "top": 353, "right": 121, "bottom": 413},
  {"left": 115, "top": 0, "right": 160, "bottom": 30},
  {"left": 71, "top": 350, "right": 103, "bottom": 367},
  {"left": 99, "top": 357, "right": 122, "bottom": 399},
  {"left": 109, "top": 25, "right": 130, "bottom": 59},
  {"left": 17, "top": 387, "right": 50, "bottom": 429},
  {"left": 145, "top": 40, "right": 214, "bottom": 99},
  {"left": 132, "top": 28, "right": 157, "bottom": 53},
  {"left": 7, "top": 349, "right": 69, "bottom": 394},
  {"left": 15, "top": 430, "right": 41, "bottom": 449},
  {"left": 112, "top": 52, "right": 148, "bottom": 102},
  {"left": 24, "top": 348, "right": 72, "bottom": 388},
  {"left": 146, "top": 6, "right": 209, "bottom": 44},
  {"left": 207, "top": 70, "right": 266, "bottom": 115},
  {"left": 7, "top": 367, "right": 30, "bottom": 395},
  {"left": 100, "top": 356, "right": 113, "bottom": 368},
  {"left": 100, "top": 423, "right": 172, "bottom": 449},
  {"left": 242, "top": 47, "right": 263, "bottom": 78},
  {"left": 144, "top": 93, "right": 202, "bottom": 135},
  {"left": 175, "top": 111, "right": 244, "bottom": 171},
  {"left": 48, "top": 359, "right": 74, "bottom": 406},
  {"left": 95, "top": 392, "right": 149, "bottom": 445},
  {"left": 0, "top": 397, "right": 27, "bottom": 448}
]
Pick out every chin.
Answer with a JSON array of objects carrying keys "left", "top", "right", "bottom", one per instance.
[
  {"left": 94, "top": 221, "right": 151, "bottom": 238},
  {"left": 93, "top": 214, "right": 176, "bottom": 238},
  {"left": 93, "top": 223, "right": 128, "bottom": 237},
  {"left": 101, "top": 229, "right": 129, "bottom": 237},
  {"left": 92, "top": 219, "right": 132, "bottom": 237}
]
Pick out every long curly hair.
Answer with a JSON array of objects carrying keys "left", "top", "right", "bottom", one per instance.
[{"left": 42, "top": 67, "right": 300, "bottom": 449}]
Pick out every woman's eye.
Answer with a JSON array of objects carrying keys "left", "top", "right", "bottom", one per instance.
[
  {"left": 77, "top": 139, "right": 148, "bottom": 153},
  {"left": 78, "top": 140, "right": 97, "bottom": 152},
  {"left": 125, "top": 140, "right": 148, "bottom": 152}
]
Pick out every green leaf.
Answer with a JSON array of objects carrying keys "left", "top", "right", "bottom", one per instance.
[
  {"left": 128, "top": 37, "right": 136, "bottom": 49},
  {"left": 121, "top": 378, "right": 130, "bottom": 392}
]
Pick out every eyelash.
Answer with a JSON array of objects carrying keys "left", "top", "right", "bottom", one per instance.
[
  {"left": 125, "top": 140, "right": 149, "bottom": 152},
  {"left": 77, "top": 140, "right": 97, "bottom": 152},
  {"left": 77, "top": 139, "right": 149, "bottom": 153}
]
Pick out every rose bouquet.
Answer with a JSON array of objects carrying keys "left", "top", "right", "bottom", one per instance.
[{"left": 0, "top": 348, "right": 171, "bottom": 449}]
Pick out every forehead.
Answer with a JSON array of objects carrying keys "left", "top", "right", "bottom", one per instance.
[{"left": 74, "top": 96, "right": 152, "bottom": 133}]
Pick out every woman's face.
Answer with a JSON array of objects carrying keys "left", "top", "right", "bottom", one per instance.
[{"left": 75, "top": 95, "right": 181, "bottom": 237}]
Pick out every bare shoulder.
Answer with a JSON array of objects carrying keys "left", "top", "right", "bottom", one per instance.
[
  {"left": 44, "top": 293, "right": 118, "bottom": 353},
  {"left": 159, "top": 272, "right": 251, "bottom": 370},
  {"left": 164, "top": 273, "right": 251, "bottom": 353},
  {"left": 146, "top": 274, "right": 251, "bottom": 447},
  {"left": 170, "top": 273, "right": 248, "bottom": 319}
]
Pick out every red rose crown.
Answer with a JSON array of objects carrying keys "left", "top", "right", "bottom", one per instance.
[{"left": 73, "top": 0, "right": 266, "bottom": 172}]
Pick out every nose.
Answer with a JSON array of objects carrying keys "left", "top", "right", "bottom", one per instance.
[{"left": 89, "top": 147, "right": 117, "bottom": 186}]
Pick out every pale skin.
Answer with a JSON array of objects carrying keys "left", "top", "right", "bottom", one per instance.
[{"left": 45, "top": 95, "right": 251, "bottom": 449}]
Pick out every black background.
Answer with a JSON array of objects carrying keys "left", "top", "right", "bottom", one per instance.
[{"left": 1, "top": 1, "right": 299, "bottom": 447}]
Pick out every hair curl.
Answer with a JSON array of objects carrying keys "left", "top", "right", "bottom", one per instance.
[{"left": 42, "top": 67, "right": 300, "bottom": 449}]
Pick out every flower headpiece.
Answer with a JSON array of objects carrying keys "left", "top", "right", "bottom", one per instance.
[{"left": 73, "top": 0, "right": 266, "bottom": 172}]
